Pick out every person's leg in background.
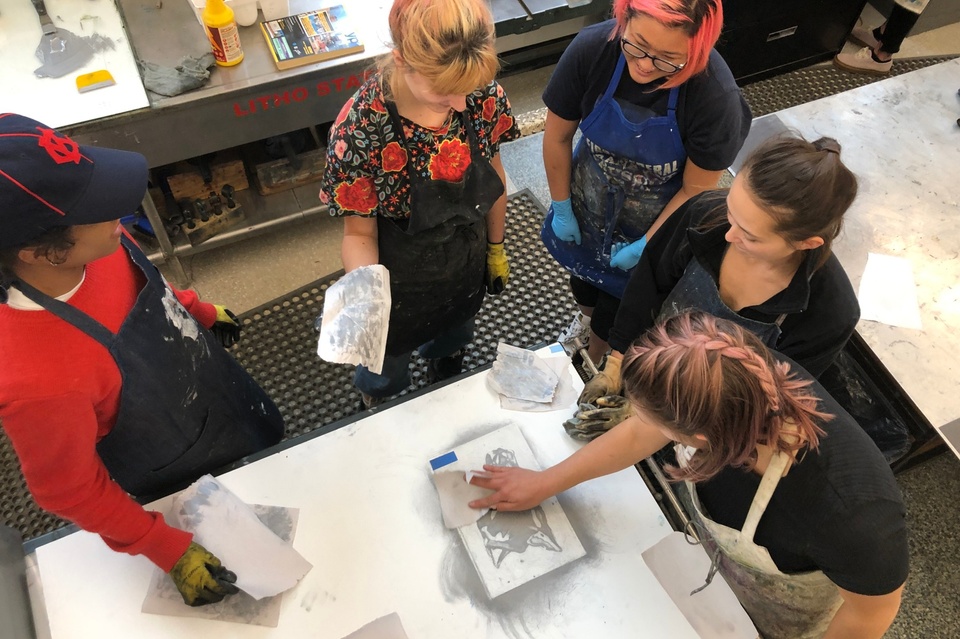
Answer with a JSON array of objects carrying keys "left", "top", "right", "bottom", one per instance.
[
  {"left": 419, "top": 319, "right": 475, "bottom": 383},
  {"left": 583, "top": 289, "right": 621, "bottom": 368},
  {"left": 354, "top": 353, "right": 413, "bottom": 409},
  {"left": 560, "top": 276, "right": 598, "bottom": 361},
  {"left": 835, "top": 0, "right": 928, "bottom": 74}
]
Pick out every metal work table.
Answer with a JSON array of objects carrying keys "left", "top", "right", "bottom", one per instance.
[
  {"left": 24, "top": 359, "right": 743, "bottom": 638},
  {"left": 766, "top": 59, "right": 960, "bottom": 461}
]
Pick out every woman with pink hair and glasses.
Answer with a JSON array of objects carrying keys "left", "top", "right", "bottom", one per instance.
[
  {"left": 542, "top": 0, "right": 751, "bottom": 366},
  {"left": 470, "top": 311, "right": 907, "bottom": 638}
]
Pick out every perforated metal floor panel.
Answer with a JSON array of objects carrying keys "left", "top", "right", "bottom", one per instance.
[
  {"left": 230, "top": 191, "right": 575, "bottom": 437},
  {"left": 1, "top": 191, "right": 577, "bottom": 541},
  {"left": 740, "top": 55, "right": 958, "bottom": 117}
]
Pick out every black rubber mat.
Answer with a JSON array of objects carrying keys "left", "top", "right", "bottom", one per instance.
[
  {"left": 230, "top": 190, "right": 575, "bottom": 438},
  {"left": 741, "top": 55, "right": 958, "bottom": 117}
]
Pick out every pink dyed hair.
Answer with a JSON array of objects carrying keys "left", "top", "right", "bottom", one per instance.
[
  {"left": 611, "top": 0, "right": 723, "bottom": 89},
  {"left": 621, "top": 312, "right": 831, "bottom": 483}
]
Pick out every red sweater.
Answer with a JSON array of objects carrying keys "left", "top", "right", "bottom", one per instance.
[{"left": 0, "top": 244, "right": 217, "bottom": 571}]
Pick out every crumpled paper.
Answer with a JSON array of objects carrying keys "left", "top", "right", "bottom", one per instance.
[
  {"left": 487, "top": 343, "right": 575, "bottom": 411},
  {"left": 317, "top": 265, "right": 391, "bottom": 375}
]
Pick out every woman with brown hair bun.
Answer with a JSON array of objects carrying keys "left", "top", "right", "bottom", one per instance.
[
  {"left": 574, "top": 134, "right": 860, "bottom": 431},
  {"left": 469, "top": 311, "right": 908, "bottom": 639}
]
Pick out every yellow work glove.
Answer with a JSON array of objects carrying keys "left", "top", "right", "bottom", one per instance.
[
  {"left": 169, "top": 542, "right": 240, "bottom": 607},
  {"left": 211, "top": 304, "right": 241, "bottom": 348},
  {"left": 563, "top": 395, "right": 633, "bottom": 442},
  {"left": 578, "top": 355, "right": 622, "bottom": 405},
  {"left": 485, "top": 241, "right": 509, "bottom": 295}
]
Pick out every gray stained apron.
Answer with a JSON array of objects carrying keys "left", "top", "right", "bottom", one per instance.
[
  {"left": 15, "top": 235, "right": 284, "bottom": 497},
  {"left": 659, "top": 256, "right": 786, "bottom": 346},
  {"left": 681, "top": 446, "right": 842, "bottom": 638},
  {"left": 379, "top": 103, "right": 503, "bottom": 356},
  {"left": 542, "top": 54, "right": 686, "bottom": 298}
]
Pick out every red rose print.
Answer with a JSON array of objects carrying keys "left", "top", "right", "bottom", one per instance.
[
  {"left": 381, "top": 141, "right": 407, "bottom": 172},
  {"left": 334, "top": 176, "right": 378, "bottom": 214},
  {"left": 370, "top": 97, "right": 387, "bottom": 113},
  {"left": 482, "top": 97, "right": 496, "bottom": 122},
  {"left": 491, "top": 113, "right": 513, "bottom": 143},
  {"left": 334, "top": 98, "right": 354, "bottom": 127},
  {"left": 428, "top": 138, "right": 471, "bottom": 182}
]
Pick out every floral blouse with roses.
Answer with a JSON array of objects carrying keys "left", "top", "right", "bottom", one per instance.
[{"left": 320, "top": 75, "right": 520, "bottom": 220}]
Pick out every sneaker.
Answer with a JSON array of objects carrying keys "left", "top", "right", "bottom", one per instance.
[
  {"left": 360, "top": 392, "right": 382, "bottom": 411},
  {"left": 426, "top": 350, "right": 465, "bottom": 383},
  {"left": 834, "top": 47, "right": 892, "bottom": 76},
  {"left": 848, "top": 22, "right": 881, "bottom": 50},
  {"left": 557, "top": 311, "right": 591, "bottom": 347}
]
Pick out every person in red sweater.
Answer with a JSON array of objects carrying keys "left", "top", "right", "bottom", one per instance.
[{"left": 0, "top": 113, "right": 284, "bottom": 606}]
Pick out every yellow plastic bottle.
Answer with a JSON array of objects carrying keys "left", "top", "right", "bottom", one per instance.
[{"left": 202, "top": 0, "right": 244, "bottom": 67}]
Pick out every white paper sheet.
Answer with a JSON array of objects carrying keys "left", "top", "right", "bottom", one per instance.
[
  {"left": 498, "top": 354, "right": 577, "bottom": 411},
  {"left": 858, "top": 253, "right": 923, "bottom": 330},
  {"left": 642, "top": 532, "right": 758, "bottom": 639},
  {"left": 487, "top": 342, "right": 560, "bottom": 404},
  {"left": 141, "top": 504, "right": 299, "bottom": 626},
  {"left": 318, "top": 265, "right": 391, "bottom": 375},
  {"left": 170, "top": 475, "right": 312, "bottom": 600},
  {"left": 341, "top": 612, "right": 409, "bottom": 639}
]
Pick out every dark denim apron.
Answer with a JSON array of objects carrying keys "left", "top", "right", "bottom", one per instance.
[
  {"left": 379, "top": 103, "right": 504, "bottom": 356},
  {"left": 16, "top": 236, "right": 283, "bottom": 497},
  {"left": 542, "top": 54, "right": 687, "bottom": 298}
]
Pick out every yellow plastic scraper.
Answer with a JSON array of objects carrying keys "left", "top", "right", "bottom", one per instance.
[{"left": 76, "top": 70, "right": 116, "bottom": 93}]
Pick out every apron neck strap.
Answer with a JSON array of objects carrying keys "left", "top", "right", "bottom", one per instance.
[
  {"left": 14, "top": 276, "right": 116, "bottom": 348},
  {"left": 602, "top": 55, "right": 627, "bottom": 101},
  {"left": 739, "top": 450, "right": 790, "bottom": 541}
]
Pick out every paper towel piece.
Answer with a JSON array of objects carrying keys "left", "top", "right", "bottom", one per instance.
[
  {"left": 318, "top": 265, "right": 391, "bottom": 374},
  {"left": 499, "top": 355, "right": 577, "bottom": 412},
  {"left": 858, "top": 253, "right": 923, "bottom": 330},
  {"left": 432, "top": 471, "right": 495, "bottom": 529},
  {"left": 171, "top": 475, "right": 312, "bottom": 600},
  {"left": 487, "top": 343, "right": 560, "bottom": 403},
  {"left": 141, "top": 503, "right": 298, "bottom": 626},
  {"left": 341, "top": 613, "right": 409, "bottom": 639},
  {"left": 642, "top": 531, "right": 758, "bottom": 639}
]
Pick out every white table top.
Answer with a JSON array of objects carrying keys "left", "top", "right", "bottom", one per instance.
[
  {"left": 29, "top": 357, "right": 705, "bottom": 638},
  {"left": 770, "top": 58, "right": 960, "bottom": 448},
  {"left": 0, "top": 0, "right": 148, "bottom": 128}
]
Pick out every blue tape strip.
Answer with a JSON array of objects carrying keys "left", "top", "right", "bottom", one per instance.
[
  {"left": 429, "top": 451, "right": 458, "bottom": 470},
  {"left": 549, "top": 343, "right": 564, "bottom": 353}
]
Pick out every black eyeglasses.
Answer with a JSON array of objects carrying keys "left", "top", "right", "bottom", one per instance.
[{"left": 620, "top": 37, "right": 686, "bottom": 74}]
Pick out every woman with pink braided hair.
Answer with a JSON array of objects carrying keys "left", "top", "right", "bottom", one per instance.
[{"left": 470, "top": 311, "right": 907, "bottom": 638}]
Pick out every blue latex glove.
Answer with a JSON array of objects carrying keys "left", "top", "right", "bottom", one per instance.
[
  {"left": 550, "top": 199, "right": 581, "bottom": 245},
  {"left": 610, "top": 236, "right": 647, "bottom": 271}
]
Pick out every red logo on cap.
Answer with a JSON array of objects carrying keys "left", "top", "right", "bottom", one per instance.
[{"left": 37, "top": 127, "right": 82, "bottom": 165}]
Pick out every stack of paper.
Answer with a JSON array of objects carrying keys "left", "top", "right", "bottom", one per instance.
[{"left": 486, "top": 342, "right": 577, "bottom": 411}]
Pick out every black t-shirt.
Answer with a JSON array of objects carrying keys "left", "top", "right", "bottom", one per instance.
[
  {"left": 607, "top": 191, "right": 860, "bottom": 378},
  {"left": 542, "top": 20, "right": 752, "bottom": 171},
  {"left": 694, "top": 353, "right": 909, "bottom": 596}
]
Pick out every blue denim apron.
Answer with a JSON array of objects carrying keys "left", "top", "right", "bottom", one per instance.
[
  {"left": 659, "top": 256, "right": 786, "bottom": 347},
  {"left": 542, "top": 54, "right": 687, "bottom": 298},
  {"left": 15, "top": 236, "right": 284, "bottom": 497}
]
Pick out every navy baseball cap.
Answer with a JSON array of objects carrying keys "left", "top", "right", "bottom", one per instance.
[{"left": 0, "top": 113, "right": 148, "bottom": 249}]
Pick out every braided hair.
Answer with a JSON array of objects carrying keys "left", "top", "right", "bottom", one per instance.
[{"left": 621, "top": 311, "right": 831, "bottom": 482}]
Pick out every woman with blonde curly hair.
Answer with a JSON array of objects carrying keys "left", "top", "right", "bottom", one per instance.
[
  {"left": 470, "top": 311, "right": 907, "bottom": 638},
  {"left": 320, "top": 0, "right": 519, "bottom": 408},
  {"left": 542, "top": 0, "right": 752, "bottom": 366}
]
